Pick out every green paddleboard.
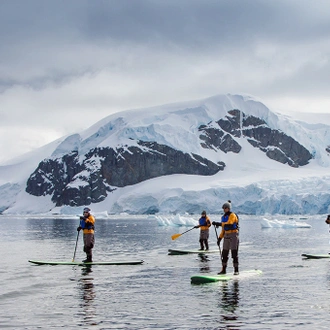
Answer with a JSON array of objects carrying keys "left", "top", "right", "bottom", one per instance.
[
  {"left": 28, "top": 259, "right": 144, "bottom": 266},
  {"left": 301, "top": 253, "right": 330, "bottom": 259},
  {"left": 191, "top": 269, "right": 263, "bottom": 284},
  {"left": 168, "top": 249, "right": 219, "bottom": 255}
]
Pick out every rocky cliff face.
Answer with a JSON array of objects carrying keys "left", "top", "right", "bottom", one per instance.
[
  {"left": 213, "top": 110, "right": 311, "bottom": 167},
  {"left": 25, "top": 109, "right": 312, "bottom": 207},
  {"left": 26, "top": 141, "right": 224, "bottom": 206}
]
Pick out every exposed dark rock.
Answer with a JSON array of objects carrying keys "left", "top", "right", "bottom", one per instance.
[
  {"left": 217, "top": 109, "right": 243, "bottom": 137},
  {"left": 26, "top": 141, "right": 224, "bottom": 206},
  {"left": 242, "top": 121, "right": 312, "bottom": 167},
  {"left": 199, "top": 127, "right": 242, "bottom": 153},
  {"left": 199, "top": 110, "right": 312, "bottom": 167},
  {"left": 26, "top": 152, "right": 82, "bottom": 197}
]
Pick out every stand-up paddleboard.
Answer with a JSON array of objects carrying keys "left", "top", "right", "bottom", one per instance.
[
  {"left": 191, "top": 269, "right": 263, "bottom": 284},
  {"left": 28, "top": 259, "right": 144, "bottom": 266},
  {"left": 301, "top": 253, "right": 330, "bottom": 259},
  {"left": 168, "top": 249, "right": 219, "bottom": 255}
]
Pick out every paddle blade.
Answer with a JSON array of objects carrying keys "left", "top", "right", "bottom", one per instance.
[{"left": 171, "top": 233, "right": 182, "bottom": 240}]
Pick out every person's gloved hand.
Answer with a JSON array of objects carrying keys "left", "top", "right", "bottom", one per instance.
[
  {"left": 77, "top": 226, "right": 82, "bottom": 232},
  {"left": 194, "top": 225, "right": 199, "bottom": 229},
  {"left": 80, "top": 216, "right": 85, "bottom": 220}
]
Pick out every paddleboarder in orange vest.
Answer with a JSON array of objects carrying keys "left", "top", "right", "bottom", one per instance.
[
  {"left": 77, "top": 207, "right": 95, "bottom": 262},
  {"left": 194, "top": 210, "right": 211, "bottom": 250}
]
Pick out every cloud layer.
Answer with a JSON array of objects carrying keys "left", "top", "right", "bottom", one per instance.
[{"left": 1, "top": 0, "right": 330, "bottom": 162}]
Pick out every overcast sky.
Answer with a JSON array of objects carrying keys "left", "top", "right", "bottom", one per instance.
[{"left": 1, "top": 0, "right": 330, "bottom": 163}]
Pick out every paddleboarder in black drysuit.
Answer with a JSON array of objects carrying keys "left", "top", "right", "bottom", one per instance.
[
  {"left": 77, "top": 207, "right": 95, "bottom": 262},
  {"left": 212, "top": 200, "right": 239, "bottom": 275}
]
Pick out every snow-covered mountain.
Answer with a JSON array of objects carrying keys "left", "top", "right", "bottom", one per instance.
[{"left": 1, "top": 93, "right": 330, "bottom": 216}]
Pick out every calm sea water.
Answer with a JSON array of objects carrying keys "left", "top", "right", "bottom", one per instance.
[{"left": 1, "top": 215, "right": 330, "bottom": 329}]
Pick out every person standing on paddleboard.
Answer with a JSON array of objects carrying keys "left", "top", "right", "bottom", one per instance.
[
  {"left": 212, "top": 200, "right": 239, "bottom": 275},
  {"left": 194, "top": 210, "right": 211, "bottom": 250},
  {"left": 77, "top": 207, "right": 95, "bottom": 262}
]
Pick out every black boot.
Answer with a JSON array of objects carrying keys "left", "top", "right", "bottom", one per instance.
[
  {"left": 234, "top": 267, "right": 239, "bottom": 275},
  {"left": 83, "top": 255, "right": 92, "bottom": 263},
  {"left": 218, "top": 266, "right": 227, "bottom": 275}
]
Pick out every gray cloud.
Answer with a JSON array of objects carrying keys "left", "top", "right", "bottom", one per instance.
[{"left": 0, "top": 0, "right": 330, "bottom": 163}]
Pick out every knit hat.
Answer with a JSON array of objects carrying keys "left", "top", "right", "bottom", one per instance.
[
  {"left": 201, "top": 210, "right": 206, "bottom": 216},
  {"left": 222, "top": 200, "right": 231, "bottom": 210},
  {"left": 83, "top": 207, "right": 91, "bottom": 213}
]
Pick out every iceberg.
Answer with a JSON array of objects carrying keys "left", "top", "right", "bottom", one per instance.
[
  {"left": 260, "top": 218, "right": 311, "bottom": 228},
  {"left": 152, "top": 214, "right": 197, "bottom": 227}
]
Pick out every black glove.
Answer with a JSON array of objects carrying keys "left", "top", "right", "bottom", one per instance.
[
  {"left": 194, "top": 225, "right": 199, "bottom": 229},
  {"left": 80, "top": 216, "right": 85, "bottom": 220},
  {"left": 212, "top": 221, "right": 216, "bottom": 225},
  {"left": 217, "top": 237, "right": 222, "bottom": 246},
  {"left": 77, "top": 226, "right": 82, "bottom": 232}
]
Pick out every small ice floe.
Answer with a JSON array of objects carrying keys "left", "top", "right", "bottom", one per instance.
[
  {"left": 261, "top": 218, "right": 311, "bottom": 228},
  {"left": 154, "top": 214, "right": 197, "bottom": 227}
]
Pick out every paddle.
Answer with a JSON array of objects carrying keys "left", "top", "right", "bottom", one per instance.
[
  {"left": 72, "top": 230, "right": 80, "bottom": 262},
  {"left": 214, "top": 225, "right": 222, "bottom": 259},
  {"left": 171, "top": 226, "right": 196, "bottom": 240}
]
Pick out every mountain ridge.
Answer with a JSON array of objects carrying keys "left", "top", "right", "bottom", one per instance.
[{"left": 1, "top": 93, "right": 330, "bottom": 215}]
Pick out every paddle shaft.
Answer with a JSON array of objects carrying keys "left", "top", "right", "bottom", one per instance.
[
  {"left": 180, "top": 226, "right": 196, "bottom": 236},
  {"left": 72, "top": 230, "right": 80, "bottom": 262},
  {"left": 171, "top": 226, "right": 196, "bottom": 240},
  {"left": 214, "top": 225, "right": 222, "bottom": 259}
]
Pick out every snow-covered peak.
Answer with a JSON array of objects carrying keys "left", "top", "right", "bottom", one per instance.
[{"left": 1, "top": 92, "right": 330, "bottom": 215}]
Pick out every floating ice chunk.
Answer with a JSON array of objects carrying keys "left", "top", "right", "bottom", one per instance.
[
  {"left": 155, "top": 214, "right": 197, "bottom": 227},
  {"left": 261, "top": 218, "right": 311, "bottom": 228}
]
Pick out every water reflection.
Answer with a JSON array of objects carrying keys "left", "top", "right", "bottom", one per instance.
[
  {"left": 218, "top": 281, "right": 240, "bottom": 327},
  {"left": 198, "top": 254, "right": 210, "bottom": 272},
  {"left": 78, "top": 266, "right": 96, "bottom": 326}
]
